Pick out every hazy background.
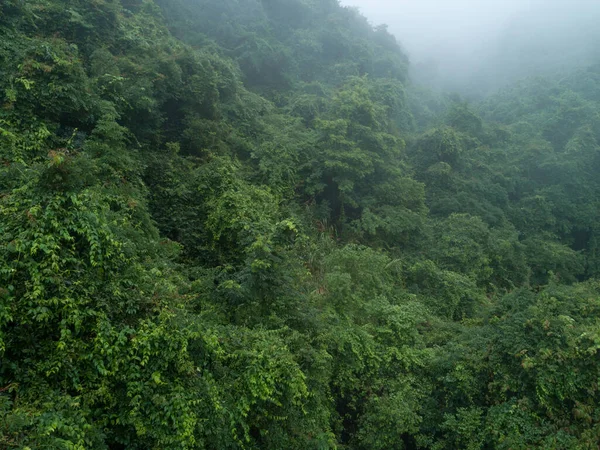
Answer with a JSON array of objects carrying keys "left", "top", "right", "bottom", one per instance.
[{"left": 340, "top": 0, "right": 600, "bottom": 96}]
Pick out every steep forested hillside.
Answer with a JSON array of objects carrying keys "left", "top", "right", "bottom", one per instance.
[{"left": 1, "top": 1, "right": 599, "bottom": 449}]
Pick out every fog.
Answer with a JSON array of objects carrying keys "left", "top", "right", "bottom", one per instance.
[{"left": 340, "top": 0, "right": 600, "bottom": 96}]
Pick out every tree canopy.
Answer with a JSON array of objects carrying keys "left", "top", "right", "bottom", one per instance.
[{"left": 1, "top": 1, "right": 600, "bottom": 448}]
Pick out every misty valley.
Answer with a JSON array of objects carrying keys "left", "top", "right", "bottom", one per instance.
[{"left": 1, "top": 0, "right": 600, "bottom": 448}]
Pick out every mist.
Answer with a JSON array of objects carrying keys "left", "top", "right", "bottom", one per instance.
[{"left": 340, "top": 0, "right": 600, "bottom": 96}]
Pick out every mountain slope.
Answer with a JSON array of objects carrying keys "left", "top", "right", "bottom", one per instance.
[{"left": 1, "top": 1, "right": 599, "bottom": 448}]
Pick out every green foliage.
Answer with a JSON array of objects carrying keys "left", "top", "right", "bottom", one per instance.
[
  {"left": 423, "top": 281, "right": 600, "bottom": 449},
  {"left": 2, "top": 0, "right": 600, "bottom": 448},
  {"left": 316, "top": 245, "right": 430, "bottom": 447},
  {"left": 156, "top": 0, "right": 409, "bottom": 93}
]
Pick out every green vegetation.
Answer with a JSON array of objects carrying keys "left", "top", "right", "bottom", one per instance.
[{"left": 1, "top": 1, "right": 599, "bottom": 448}]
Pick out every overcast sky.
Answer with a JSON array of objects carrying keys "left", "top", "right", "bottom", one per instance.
[
  {"left": 340, "top": 0, "right": 534, "bottom": 59},
  {"left": 339, "top": 0, "right": 600, "bottom": 94}
]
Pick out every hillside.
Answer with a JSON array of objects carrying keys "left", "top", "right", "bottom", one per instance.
[{"left": 1, "top": 1, "right": 599, "bottom": 448}]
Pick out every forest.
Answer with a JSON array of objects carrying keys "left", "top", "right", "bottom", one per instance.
[{"left": 1, "top": 0, "right": 599, "bottom": 448}]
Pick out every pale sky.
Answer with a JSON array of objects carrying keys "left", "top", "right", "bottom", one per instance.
[
  {"left": 339, "top": 0, "right": 600, "bottom": 94},
  {"left": 340, "top": 0, "right": 535, "bottom": 58}
]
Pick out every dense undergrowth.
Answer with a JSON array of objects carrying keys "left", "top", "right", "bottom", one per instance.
[{"left": 1, "top": 1, "right": 600, "bottom": 448}]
